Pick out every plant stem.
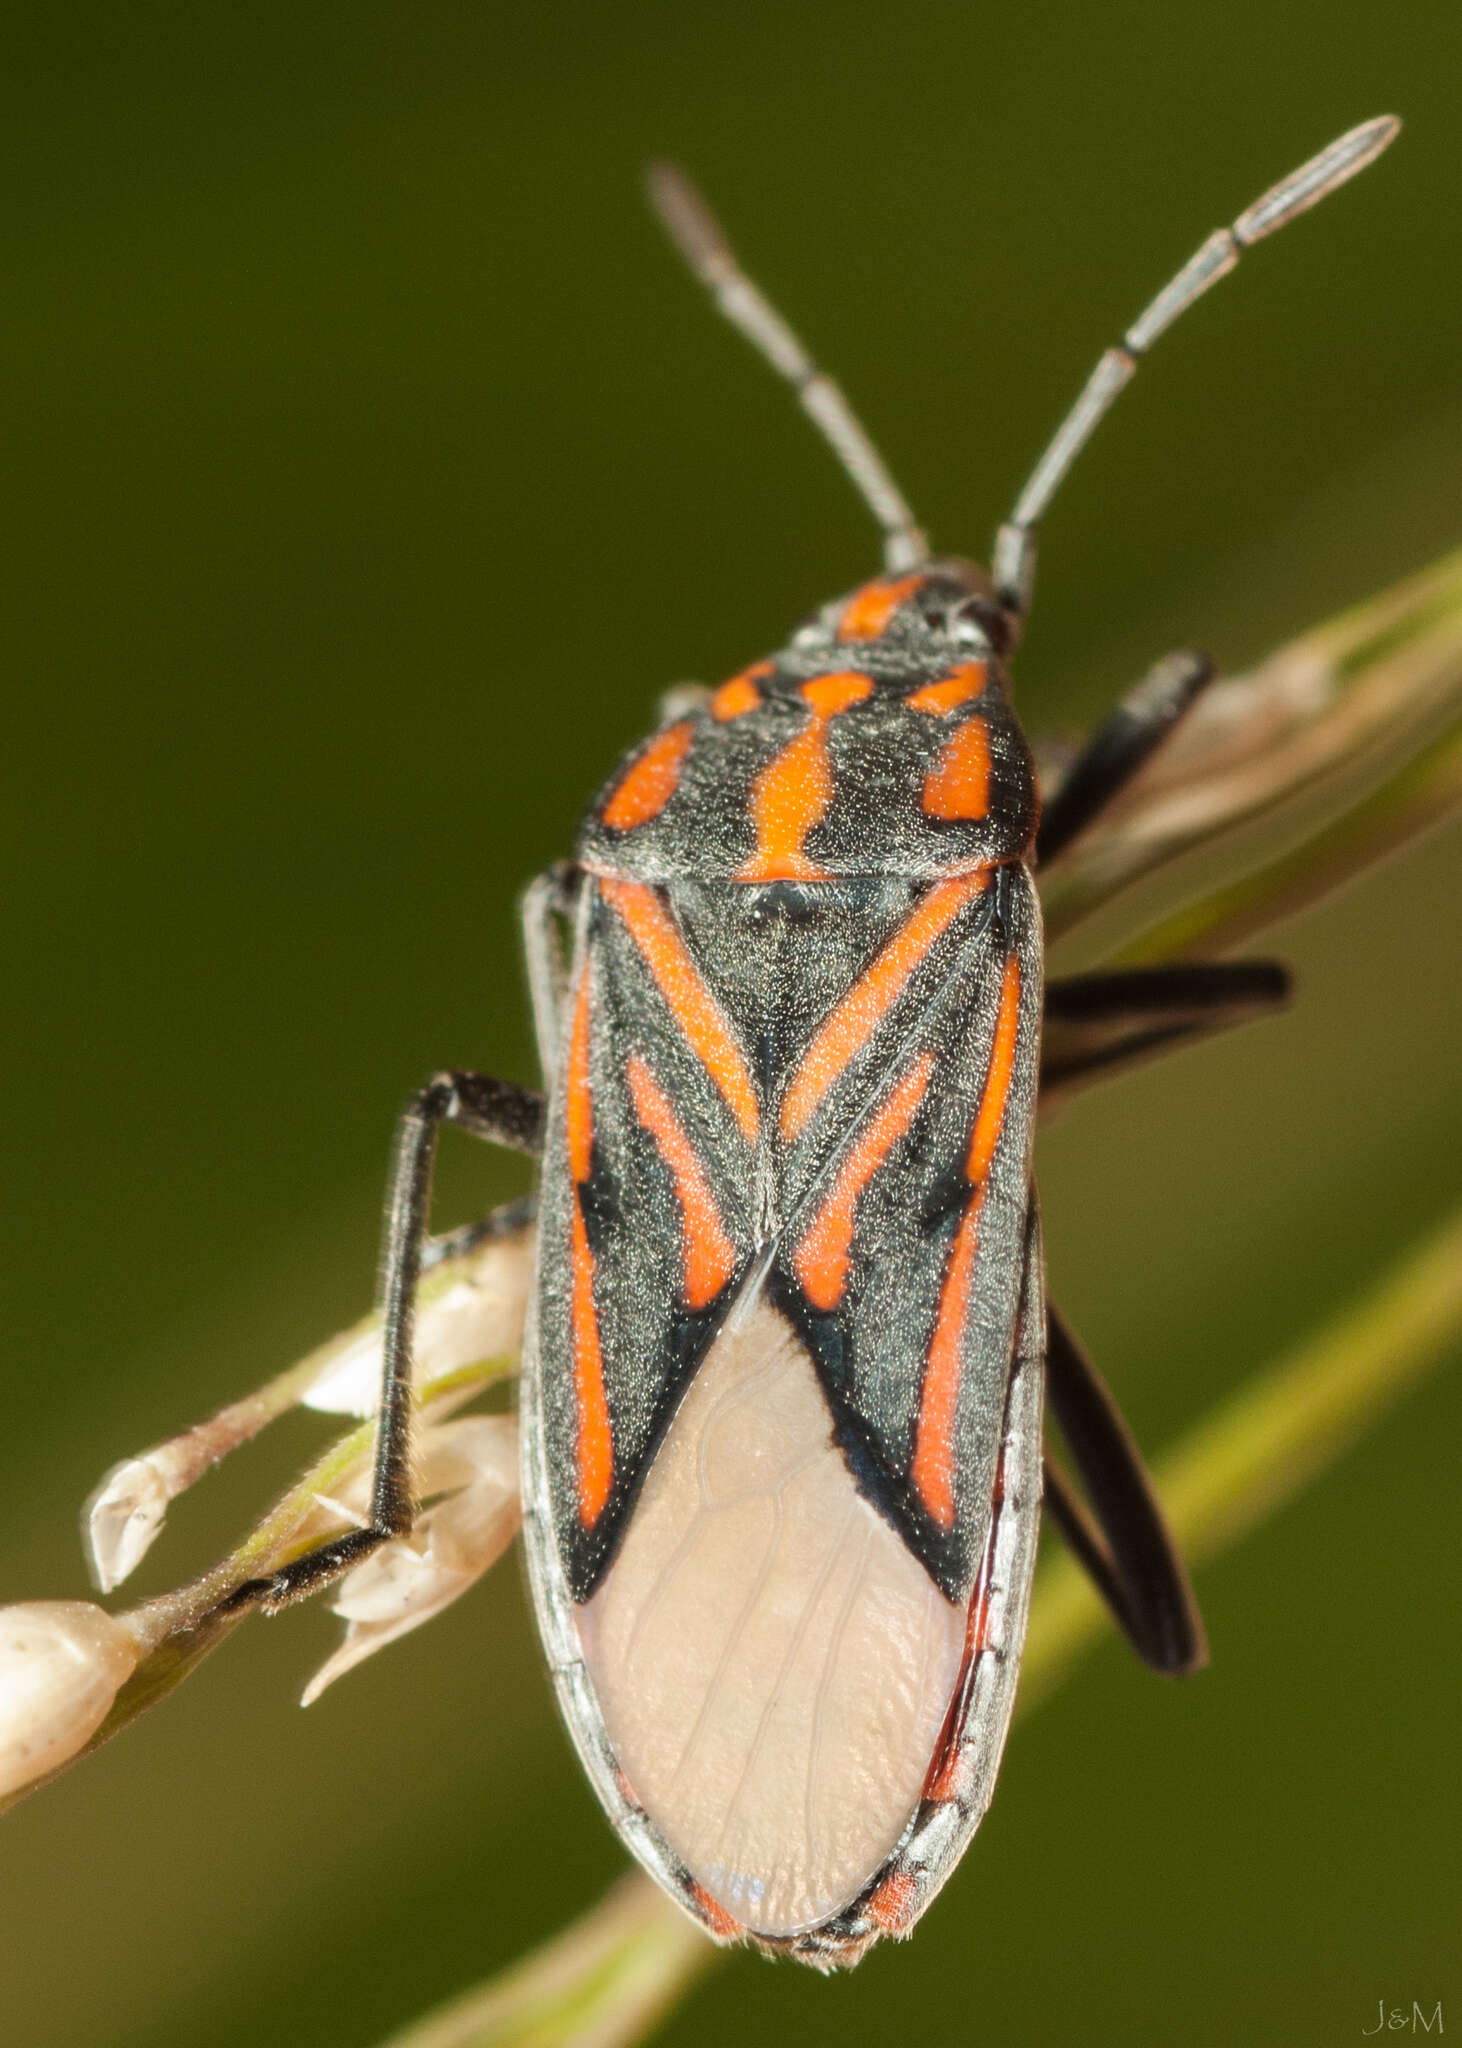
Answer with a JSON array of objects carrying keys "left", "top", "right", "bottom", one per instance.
[
  {"left": 1113, "top": 721, "right": 1462, "bottom": 964},
  {"left": 1018, "top": 1201, "right": 1462, "bottom": 1710},
  {"left": 374, "top": 1876, "right": 709, "bottom": 2048},
  {"left": 1041, "top": 543, "right": 1462, "bottom": 948}
]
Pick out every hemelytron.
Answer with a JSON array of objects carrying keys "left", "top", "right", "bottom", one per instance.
[{"left": 231, "top": 116, "right": 1398, "bottom": 1965}]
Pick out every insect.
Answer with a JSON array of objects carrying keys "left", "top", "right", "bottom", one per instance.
[{"left": 227, "top": 116, "right": 1398, "bottom": 1965}]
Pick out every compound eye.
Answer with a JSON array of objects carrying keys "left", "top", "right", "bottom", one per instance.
[{"left": 911, "top": 578, "right": 980, "bottom": 639}]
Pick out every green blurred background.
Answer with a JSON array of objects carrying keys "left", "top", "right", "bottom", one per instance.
[{"left": 1, "top": 6, "right": 1458, "bottom": 2044}]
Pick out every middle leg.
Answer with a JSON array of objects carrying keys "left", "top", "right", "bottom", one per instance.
[
  {"left": 1035, "top": 648, "right": 1216, "bottom": 868},
  {"left": 1042, "top": 958, "right": 1291, "bottom": 1108}
]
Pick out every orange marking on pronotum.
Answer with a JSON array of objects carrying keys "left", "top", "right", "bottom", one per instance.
[
  {"left": 626, "top": 1054, "right": 735, "bottom": 1310},
  {"left": 911, "top": 955, "right": 1023, "bottom": 1529},
  {"left": 739, "top": 720, "right": 831, "bottom": 883},
  {"left": 867, "top": 1870, "right": 920, "bottom": 1934},
  {"left": 737, "top": 669, "right": 873, "bottom": 883},
  {"left": 710, "top": 660, "right": 771, "bottom": 721},
  {"left": 601, "top": 719, "right": 694, "bottom": 831},
  {"left": 837, "top": 572, "right": 928, "bottom": 641},
  {"left": 908, "top": 660, "right": 988, "bottom": 716},
  {"left": 794, "top": 1053, "right": 934, "bottom": 1310},
  {"left": 564, "top": 964, "right": 612, "bottom": 1526},
  {"left": 600, "top": 877, "right": 760, "bottom": 1141},
  {"left": 779, "top": 870, "right": 988, "bottom": 1141},
  {"left": 801, "top": 670, "right": 873, "bottom": 718},
  {"left": 923, "top": 715, "right": 991, "bottom": 820}
]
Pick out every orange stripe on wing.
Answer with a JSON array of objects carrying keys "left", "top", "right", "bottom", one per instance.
[
  {"left": 601, "top": 720, "right": 695, "bottom": 831},
  {"left": 837, "top": 572, "right": 928, "bottom": 641},
  {"left": 911, "top": 953, "right": 1023, "bottom": 1530},
  {"left": 565, "top": 964, "right": 612, "bottom": 1526},
  {"left": 908, "top": 660, "right": 987, "bottom": 715},
  {"left": 967, "top": 950, "right": 1022, "bottom": 1181},
  {"left": 566, "top": 963, "right": 595, "bottom": 1182},
  {"left": 794, "top": 1053, "right": 934, "bottom": 1310},
  {"left": 626, "top": 1053, "right": 736, "bottom": 1310},
  {"left": 737, "top": 669, "right": 873, "bottom": 883},
  {"left": 923, "top": 715, "right": 991, "bottom": 820},
  {"left": 600, "top": 877, "right": 761, "bottom": 1142},
  {"left": 924, "top": 1447, "right": 1005, "bottom": 1799},
  {"left": 779, "top": 870, "right": 988, "bottom": 1142},
  {"left": 910, "top": 1189, "right": 986, "bottom": 1531},
  {"left": 570, "top": 1196, "right": 613, "bottom": 1526}
]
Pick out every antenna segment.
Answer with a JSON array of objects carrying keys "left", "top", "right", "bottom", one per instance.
[
  {"left": 991, "top": 115, "right": 1400, "bottom": 616},
  {"left": 647, "top": 162, "right": 930, "bottom": 574}
]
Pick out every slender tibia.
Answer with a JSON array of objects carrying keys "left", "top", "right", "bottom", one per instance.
[
  {"left": 1036, "top": 649, "right": 1215, "bottom": 868},
  {"left": 225, "top": 1070, "right": 543, "bottom": 1614},
  {"left": 1044, "top": 1306, "right": 1207, "bottom": 1676}
]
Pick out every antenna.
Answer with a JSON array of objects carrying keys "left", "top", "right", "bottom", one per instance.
[
  {"left": 646, "top": 162, "right": 930, "bottom": 574},
  {"left": 991, "top": 115, "right": 1401, "bottom": 617}
]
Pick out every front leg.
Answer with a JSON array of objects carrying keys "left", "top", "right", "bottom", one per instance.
[
  {"left": 1036, "top": 648, "right": 1215, "bottom": 868},
  {"left": 226, "top": 1069, "right": 544, "bottom": 1613}
]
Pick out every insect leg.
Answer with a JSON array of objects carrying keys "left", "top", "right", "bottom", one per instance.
[
  {"left": 225, "top": 1069, "right": 542, "bottom": 1614},
  {"left": 1043, "top": 1305, "right": 1207, "bottom": 1676},
  {"left": 1034, "top": 648, "right": 1215, "bottom": 868},
  {"left": 421, "top": 1189, "right": 540, "bottom": 1273},
  {"left": 1042, "top": 958, "right": 1290, "bottom": 1106}
]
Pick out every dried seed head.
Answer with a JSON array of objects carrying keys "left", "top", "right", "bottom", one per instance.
[
  {"left": 84, "top": 1455, "right": 174, "bottom": 1594},
  {"left": 0, "top": 1602, "right": 143, "bottom": 1797},
  {"left": 80, "top": 1223, "right": 533, "bottom": 1592},
  {"left": 300, "top": 1416, "right": 520, "bottom": 1704},
  {"left": 303, "top": 1237, "right": 533, "bottom": 1417}
]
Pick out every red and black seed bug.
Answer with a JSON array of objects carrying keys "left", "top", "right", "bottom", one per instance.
[{"left": 231, "top": 116, "right": 1398, "bottom": 1965}]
